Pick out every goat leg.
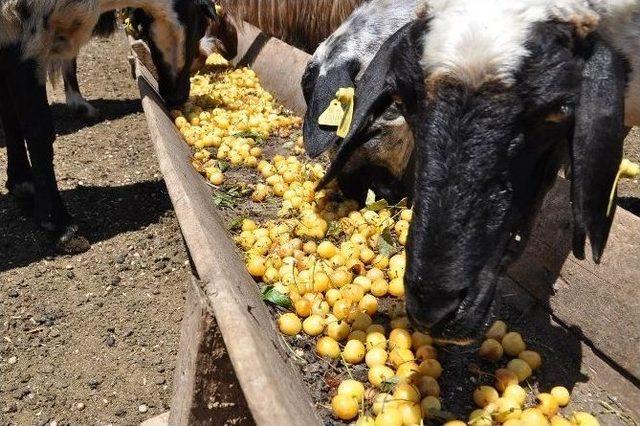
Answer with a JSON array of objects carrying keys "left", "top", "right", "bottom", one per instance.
[
  {"left": 5, "top": 53, "right": 90, "bottom": 254},
  {"left": 0, "top": 79, "right": 33, "bottom": 201},
  {"left": 63, "top": 59, "right": 100, "bottom": 119}
]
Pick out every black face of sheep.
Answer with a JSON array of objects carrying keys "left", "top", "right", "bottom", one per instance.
[
  {"left": 300, "top": 0, "right": 419, "bottom": 205},
  {"left": 322, "top": 18, "right": 629, "bottom": 339},
  {"left": 134, "top": 0, "right": 217, "bottom": 108}
]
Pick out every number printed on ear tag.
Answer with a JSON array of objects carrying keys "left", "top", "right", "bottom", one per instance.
[{"left": 318, "top": 99, "right": 345, "bottom": 127}]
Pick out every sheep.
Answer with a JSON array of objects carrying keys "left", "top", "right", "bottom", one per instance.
[
  {"left": 317, "top": 0, "right": 640, "bottom": 338},
  {"left": 192, "top": 6, "right": 239, "bottom": 70},
  {"left": 218, "top": 0, "right": 365, "bottom": 53},
  {"left": 0, "top": 0, "right": 217, "bottom": 253},
  {"left": 301, "top": 0, "right": 421, "bottom": 204},
  {"left": 56, "top": 4, "right": 233, "bottom": 119},
  {"left": 67, "top": 0, "right": 375, "bottom": 119}
]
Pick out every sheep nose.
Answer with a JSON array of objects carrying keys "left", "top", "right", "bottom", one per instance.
[
  {"left": 405, "top": 292, "right": 464, "bottom": 336},
  {"left": 406, "top": 311, "right": 431, "bottom": 334}
]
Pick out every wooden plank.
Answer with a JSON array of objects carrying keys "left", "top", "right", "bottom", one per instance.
[
  {"left": 499, "top": 278, "right": 640, "bottom": 424},
  {"left": 136, "top": 67, "right": 322, "bottom": 426},
  {"left": 232, "top": 22, "right": 310, "bottom": 116},
  {"left": 169, "top": 276, "right": 253, "bottom": 426},
  {"left": 507, "top": 179, "right": 640, "bottom": 382}
]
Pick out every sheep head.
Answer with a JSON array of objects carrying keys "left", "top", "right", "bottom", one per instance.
[
  {"left": 301, "top": 0, "right": 419, "bottom": 204},
  {"left": 118, "top": 0, "right": 218, "bottom": 107},
  {"left": 322, "top": 1, "right": 630, "bottom": 338}
]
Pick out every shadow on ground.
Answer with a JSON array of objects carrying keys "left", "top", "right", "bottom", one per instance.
[
  {"left": 50, "top": 98, "right": 142, "bottom": 136},
  {"left": 619, "top": 196, "right": 640, "bottom": 217},
  {"left": 0, "top": 179, "right": 173, "bottom": 272},
  {"left": 437, "top": 271, "right": 588, "bottom": 420}
]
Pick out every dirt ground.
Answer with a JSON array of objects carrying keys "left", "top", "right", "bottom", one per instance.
[
  {"left": 619, "top": 128, "right": 640, "bottom": 214},
  {"left": 0, "top": 33, "right": 189, "bottom": 425}
]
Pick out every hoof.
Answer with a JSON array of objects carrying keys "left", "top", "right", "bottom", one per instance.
[
  {"left": 67, "top": 96, "right": 101, "bottom": 120},
  {"left": 55, "top": 224, "right": 91, "bottom": 254},
  {"left": 78, "top": 104, "right": 101, "bottom": 120}
]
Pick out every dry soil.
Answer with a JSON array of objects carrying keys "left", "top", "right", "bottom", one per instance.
[{"left": 1, "top": 32, "right": 189, "bottom": 426}]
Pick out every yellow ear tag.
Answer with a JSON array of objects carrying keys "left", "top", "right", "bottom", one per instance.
[
  {"left": 336, "top": 87, "right": 355, "bottom": 138},
  {"left": 215, "top": 4, "right": 223, "bottom": 14},
  {"left": 607, "top": 158, "right": 640, "bottom": 216},
  {"left": 318, "top": 99, "right": 345, "bottom": 127},
  {"left": 317, "top": 87, "right": 355, "bottom": 138}
]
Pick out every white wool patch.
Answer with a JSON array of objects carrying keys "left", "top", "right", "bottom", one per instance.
[
  {"left": 421, "top": 0, "right": 598, "bottom": 87},
  {"left": 314, "top": 0, "right": 420, "bottom": 77}
]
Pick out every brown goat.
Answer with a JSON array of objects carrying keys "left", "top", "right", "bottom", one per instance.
[{"left": 219, "top": 0, "right": 364, "bottom": 53}]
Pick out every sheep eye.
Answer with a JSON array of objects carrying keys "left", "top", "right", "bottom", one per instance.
[{"left": 544, "top": 103, "right": 573, "bottom": 123}]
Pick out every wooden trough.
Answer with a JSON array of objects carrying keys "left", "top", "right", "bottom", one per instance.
[{"left": 131, "top": 23, "right": 640, "bottom": 426}]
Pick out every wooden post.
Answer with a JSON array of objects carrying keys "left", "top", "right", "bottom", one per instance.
[{"left": 168, "top": 276, "right": 254, "bottom": 426}]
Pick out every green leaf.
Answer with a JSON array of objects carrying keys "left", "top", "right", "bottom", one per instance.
[
  {"left": 212, "top": 184, "right": 251, "bottom": 209},
  {"left": 216, "top": 160, "right": 230, "bottom": 172},
  {"left": 232, "top": 131, "right": 264, "bottom": 144},
  {"left": 365, "top": 189, "right": 388, "bottom": 211},
  {"left": 378, "top": 227, "right": 397, "bottom": 257},
  {"left": 426, "top": 409, "right": 457, "bottom": 422},
  {"left": 212, "top": 190, "right": 237, "bottom": 209},
  {"left": 380, "top": 376, "right": 400, "bottom": 393},
  {"left": 326, "top": 221, "right": 342, "bottom": 238},
  {"left": 227, "top": 217, "right": 245, "bottom": 231},
  {"left": 261, "top": 285, "right": 293, "bottom": 309},
  {"left": 366, "top": 200, "right": 389, "bottom": 212}
]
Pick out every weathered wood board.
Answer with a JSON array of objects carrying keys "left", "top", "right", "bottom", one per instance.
[
  {"left": 169, "top": 277, "right": 253, "bottom": 425},
  {"left": 231, "top": 21, "right": 309, "bottom": 116},
  {"left": 508, "top": 179, "right": 640, "bottom": 383},
  {"left": 137, "top": 63, "right": 322, "bottom": 426},
  {"left": 500, "top": 277, "right": 640, "bottom": 424}
]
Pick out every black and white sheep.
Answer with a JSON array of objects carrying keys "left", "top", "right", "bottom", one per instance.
[
  {"left": 316, "top": 0, "right": 640, "bottom": 338},
  {"left": 301, "top": 0, "right": 420, "bottom": 204},
  {"left": 0, "top": 0, "right": 216, "bottom": 253}
]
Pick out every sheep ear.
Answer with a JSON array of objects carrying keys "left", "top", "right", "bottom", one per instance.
[
  {"left": 319, "top": 21, "right": 416, "bottom": 188},
  {"left": 302, "top": 65, "right": 355, "bottom": 158},
  {"left": 571, "top": 35, "right": 627, "bottom": 262}
]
